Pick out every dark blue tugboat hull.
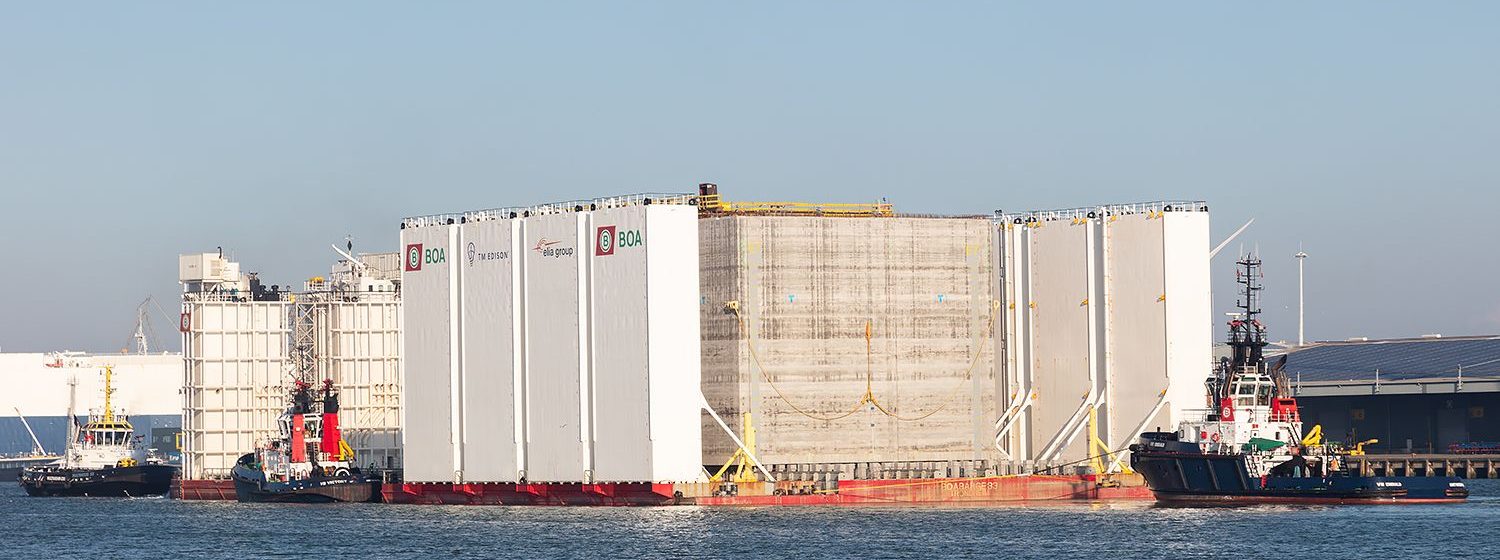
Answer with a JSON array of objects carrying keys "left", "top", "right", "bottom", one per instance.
[{"left": 1131, "top": 451, "right": 1468, "bottom": 505}]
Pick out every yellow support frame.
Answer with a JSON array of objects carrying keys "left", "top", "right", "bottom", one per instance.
[
  {"left": 1088, "top": 406, "right": 1131, "bottom": 475},
  {"left": 709, "top": 411, "right": 762, "bottom": 484},
  {"left": 698, "top": 194, "right": 893, "bottom": 217}
]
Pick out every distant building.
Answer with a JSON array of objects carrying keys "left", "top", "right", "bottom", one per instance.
[
  {"left": 0, "top": 352, "right": 182, "bottom": 456},
  {"left": 1283, "top": 335, "right": 1500, "bottom": 454}
]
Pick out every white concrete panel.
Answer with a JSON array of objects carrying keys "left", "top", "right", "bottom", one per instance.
[
  {"left": 325, "top": 299, "right": 403, "bottom": 469},
  {"left": 588, "top": 206, "right": 653, "bottom": 481},
  {"left": 522, "top": 212, "right": 587, "bottom": 482},
  {"left": 458, "top": 217, "right": 521, "bottom": 482},
  {"left": 994, "top": 223, "right": 1030, "bottom": 460},
  {"left": 1028, "top": 221, "right": 1092, "bottom": 463},
  {"left": 1162, "top": 212, "right": 1212, "bottom": 426},
  {"left": 1105, "top": 214, "right": 1170, "bottom": 443},
  {"left": 644, "top": 205, "right": 704, "bottom": 482},
  {"left": 400, "top": 223, "right": 458, "bottom": 482},
  {"left": 181, "top": 300, "right": 289, "bottom": 479}
]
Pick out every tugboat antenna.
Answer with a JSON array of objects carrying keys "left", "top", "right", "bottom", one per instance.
[{"left": 1230, "top": 255, "right": 1268, "bottom": 370}]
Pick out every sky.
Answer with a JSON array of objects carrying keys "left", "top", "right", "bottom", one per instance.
[{"left": 2, "top": 2, "right": 1498, "bottom": 353}]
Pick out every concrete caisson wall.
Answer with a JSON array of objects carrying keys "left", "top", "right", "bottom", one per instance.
[
  {"left": 591, "top": 205, "right": 703, "bottom": 483},
  {"left": 1026, "top": 219, "right": 1095, "bottom": 464},
  {"left": 181, "top": 300, "right": 290, "bottom": 479},
  {"left": 181, "top": 256, "right": 406, "bottom": 481},
  {"left": 398, "top": 221, "right": 460, "bottom": 483},
  {"left": 321, "top": 298, "right": 403, "bottom": 470},
  {"left": 1104, "top": 214, "right": 1169, "bottom": 447},
  {"left": 699, "top": 215, "right": 998, "bottom": 466},
  {"left": 996, "top": 203, "right": 1211, "bottom": 469},
  {"left": 396, "top": 195, "right": 1210, "bottom": 478},
  {"left": 1161, "top": 211, "right": 1212, "bottom": 427},
  {"left": 400, "top": 201, "right": 703, "bottom": 484},
  {"left": 521, "top": 211, "right": 588, "bottom": 482},
  {"left": 458, "top": 216, "right": 522, "bottom": 482}
]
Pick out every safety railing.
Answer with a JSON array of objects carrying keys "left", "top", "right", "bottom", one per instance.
[
  {"left": 994, "top": 200, "right": 1207, "bottom": 225},
  {"left": 1179, "top": 407, "right": 1299, "bottom": 424},
  {"left": 182, "top": 292, "right": 294, "bottom": 303},
  {"left": 404, "top": 191, "right": 697, "bottom": 227}
]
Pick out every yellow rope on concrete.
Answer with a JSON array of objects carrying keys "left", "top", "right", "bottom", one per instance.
[
  {"left": 736, "top": 302, "right": 998, "bottom": 423},
  {"left": 740, "top": 313, "right": 868, "bottom": 421}
]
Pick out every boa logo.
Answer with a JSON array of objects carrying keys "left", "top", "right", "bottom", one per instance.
[
  {"left": 596, "top": 226, "right": 616, "bottom": 256},
  {"left": 405, "top": 244, "right": 423, "bottom": 271},
  {"left": 595, "top": 226, "right": 642, "bottom": 256},
  {"left": 405, "top": 243, "right": 445, "bottom": 271}
]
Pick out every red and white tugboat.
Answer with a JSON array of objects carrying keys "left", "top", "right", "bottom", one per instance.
[
  {"left": 1130, "top": 256, "right": 1468, "bottom": 505},
  {"left": 231, "top": 379, "right": 376, "bottom": 503}
]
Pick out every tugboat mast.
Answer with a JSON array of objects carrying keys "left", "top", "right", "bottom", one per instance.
[
  {"left": 1208, "top": 255, "right": 1271, "bottom": 412},
  {"left": 1229, "top": 256, "right": 1268, "bottom": 370},
  {"left": 101, "top": 366, "right": 116, "bottom": 423}
]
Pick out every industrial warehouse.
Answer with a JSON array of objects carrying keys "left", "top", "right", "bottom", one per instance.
[
  {"left": 167, "top": 185, "right": 1229, "bottom": 504},
  {"left": 1286, "top": 336, "right": 1500, "bottom": 459}
]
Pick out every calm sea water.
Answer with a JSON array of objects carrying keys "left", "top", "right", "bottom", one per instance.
[{"left": 2, "top": 481, "right": 1496, "bottom": 559}]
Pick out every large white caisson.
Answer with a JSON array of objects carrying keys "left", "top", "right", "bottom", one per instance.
[{"left": 400, "top": 197, "right": 702, "bottom": 484}]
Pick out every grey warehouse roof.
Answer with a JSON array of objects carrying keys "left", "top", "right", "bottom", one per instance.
[{"left": 1281, "top": 335, "right": 1500, "bottom": 383}]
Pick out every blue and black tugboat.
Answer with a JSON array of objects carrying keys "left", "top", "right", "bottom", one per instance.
[
  {"left": 231, "top": 379, "right": 377, "bottom": 503},
  {"left": 1130, "top": 256, "right": 1467, "bottom": 505}
]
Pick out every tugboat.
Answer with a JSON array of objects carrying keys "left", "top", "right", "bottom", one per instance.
[
  {"left": 231, "top": 379, "right": 377, "bottom": 503},
  {"left": 1130, "top": 256, "right": 1468, "bottom": 505},
  {"left": 18, "top": 367, "right": 177, "bottom": 497}
]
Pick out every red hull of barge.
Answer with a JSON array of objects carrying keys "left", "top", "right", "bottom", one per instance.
[
  {"left": 173, "top": 478, "right": 237, "bottom": 500},
  {"left": 698, "top": 476, "right": 1151, "bottom": 506},
  {"left": 174, "top": 475, "right": 1151, "bottom": 505},
  {"left": 384, "top": 482, "right": 681, "bottom": 506}
]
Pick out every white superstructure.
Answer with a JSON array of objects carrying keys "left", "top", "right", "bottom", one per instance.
[{"left": 64, "top": 367, "right": 153, "bottom": 470}]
